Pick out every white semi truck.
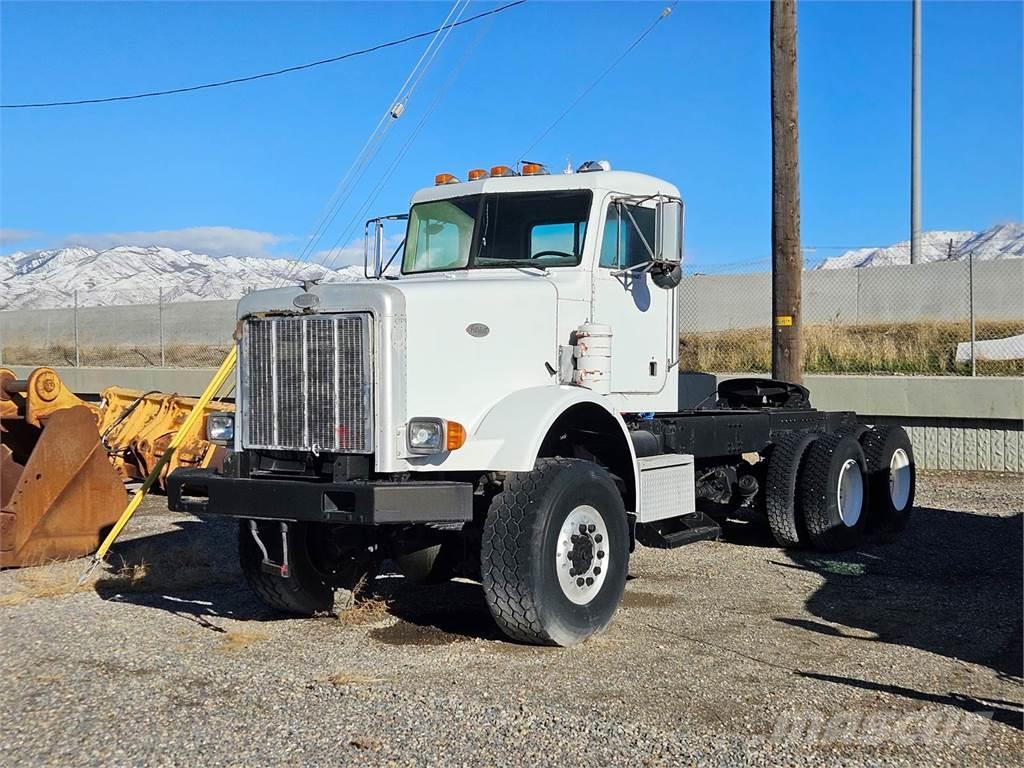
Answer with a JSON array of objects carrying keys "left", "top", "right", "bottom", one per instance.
[{"left": 169, "top": 162, "right": 915, "bottom": 646}]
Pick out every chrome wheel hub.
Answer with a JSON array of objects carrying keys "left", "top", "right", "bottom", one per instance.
[
  {"left": 836, "top": 458, "right": 864, "bottom": 527},
  {"left": 889, "top": 448, "right": 911, "bottom": 510},
  {"left": 555, "top": 505, "right": 609, "bottom": 605}
]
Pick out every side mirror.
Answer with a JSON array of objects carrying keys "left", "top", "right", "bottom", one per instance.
[
  {"left": 364, "top": 218, "right": 385, "bottom": 279},
  {"left": 655, "top": 199, "right": 684, "bottom": 265}
]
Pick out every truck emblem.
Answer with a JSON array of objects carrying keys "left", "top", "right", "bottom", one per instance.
[
  {"left": 293, "top": 292, "right": 320, "bottom": 310},
  {"left": 466, "top": 323, "right": 490, "bottom": 338}
]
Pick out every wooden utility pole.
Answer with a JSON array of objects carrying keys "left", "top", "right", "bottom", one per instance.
[{"left": 770, "top": 0, "right": 803, "bottom": 384}]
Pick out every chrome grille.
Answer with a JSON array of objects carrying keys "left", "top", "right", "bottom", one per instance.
[{"left": 242, "top": 313, "right": 373, "bottom": 453}]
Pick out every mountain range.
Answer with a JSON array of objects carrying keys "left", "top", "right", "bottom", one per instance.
[
  {"left": 814, "top": 223, "right": 1023, "bottom": 269},
  {"left": 2, "top": 222, "right": 1021, "bottom": 310},
  {"left": 0, "top": 246, "right": 366, "bottom": 310}
]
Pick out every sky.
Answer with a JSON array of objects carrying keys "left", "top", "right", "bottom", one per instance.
[{"left": 1, "top": 0, "right": 1021, "bottom": 272}]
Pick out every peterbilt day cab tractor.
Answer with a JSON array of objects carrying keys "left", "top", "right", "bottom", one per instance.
[{"left": 168, "top": 162, "right": 916, "bottom": 646}]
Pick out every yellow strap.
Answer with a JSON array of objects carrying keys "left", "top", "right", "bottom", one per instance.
[{"left": 91, "top": 346, "right": 237, "bottom": 563}]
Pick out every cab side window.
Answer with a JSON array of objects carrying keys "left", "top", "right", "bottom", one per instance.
[{"left": 599, "top": 203, "right": 656, "bottom": 269}]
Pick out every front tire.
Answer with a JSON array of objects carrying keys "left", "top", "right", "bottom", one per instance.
[
  {"left": 239, "top": 520, "right": 344, "bottom": 615},
  {"left": 481, "top": 458, "right": 629, "bottom": 646}
]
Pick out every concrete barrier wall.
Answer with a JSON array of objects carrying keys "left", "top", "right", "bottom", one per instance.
[
  {"left": 681, "top": 372, "right": 1024, "bottom": 472},
  {"left": 10, "top": 365, "right": 1023, "bottom": 472},
  {"left": 679, "top": 258, "right": 1023, "bottom": 332}
]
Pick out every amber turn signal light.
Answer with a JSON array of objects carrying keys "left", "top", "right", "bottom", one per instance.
[{"left": 446, "top": 421, "right": 466, "bottom": 451}]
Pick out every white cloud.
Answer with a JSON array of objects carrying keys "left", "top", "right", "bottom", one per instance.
[
  {"left": 0, "top": 228, "right": 40, "bottom": 246},
  {"left": 63, "top": 226, "right": 289, "bottom": 259},
  {"left": 311, "top": 233, "right": 404, "bottom": 269}
]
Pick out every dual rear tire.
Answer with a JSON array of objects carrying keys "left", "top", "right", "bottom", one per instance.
[{"left": 765, "top": 425, "right": 915, "bottom": 551}]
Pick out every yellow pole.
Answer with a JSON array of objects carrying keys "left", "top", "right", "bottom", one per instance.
[{"left": 78, "top": 346, "right": 237, "bottom": 584}]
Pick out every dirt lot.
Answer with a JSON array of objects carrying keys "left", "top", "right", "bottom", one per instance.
[{"left": 1, "top": 472, "right": 1021, "bottom": 766}]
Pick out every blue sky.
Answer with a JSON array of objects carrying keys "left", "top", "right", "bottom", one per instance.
[{"left": 1, "top": 0, "right": 1021, "bottom": 271}]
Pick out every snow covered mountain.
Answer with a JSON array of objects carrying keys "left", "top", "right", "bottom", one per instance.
[
  {"left": 0, "top": 245, "right": 369, "bottom": 310},
  {"left": 815, "top": 223, "right": 1024, "bottom": 269}
]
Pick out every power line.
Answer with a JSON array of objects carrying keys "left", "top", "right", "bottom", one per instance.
[
  {"left": 277, "top": 0, "right": 473, "bottom": 286},
  {"left": 0, "top": 0, "right": 527, "bottom": 110},
  {"left": 517, "top": 2, "right": 677, "bottom": 162},
  {"left": 321, "top": 11, "right": 494, "bottom": 272}
]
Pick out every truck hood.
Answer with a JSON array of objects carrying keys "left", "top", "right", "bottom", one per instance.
[
  {"left": 396, "top": 274, "right": 559, "bottom": 430},
  {"left": 236, "top": 273, "right": 560, "bottom": 436}
]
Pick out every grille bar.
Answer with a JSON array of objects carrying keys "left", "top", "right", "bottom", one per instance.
[{"left": 242, "top": 313, "right": 373, "bottom": 453}]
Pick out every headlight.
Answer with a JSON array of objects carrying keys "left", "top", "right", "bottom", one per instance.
[
  {"left": 207, "top": 413, "right": 235, "bottom": 444},
  {"left": 407, "top": 418, "right": 444, "bottom": 454},
  {"left": 407, "top": 418, "right": 466, "bottom": 455}
]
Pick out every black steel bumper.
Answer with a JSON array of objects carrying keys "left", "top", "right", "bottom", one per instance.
[{"left": 167, "top": 468, "right": 473, "bottom": 525}]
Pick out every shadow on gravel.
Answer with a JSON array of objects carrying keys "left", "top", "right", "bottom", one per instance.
[
  {"left": 363, "top": 577, "right": 504, "bottom": 644},
  {"left": 797, "top": 671, "right": 1024, "bottom": 730},
  {"left": 93, "top": 518, "right": 268, "bottom": 630},
  {"left": 777, "top": 507, "right": 1023, "bottom": 681},
  {"left": 95, "top": 518, "right": 504, "bottom": 642}
]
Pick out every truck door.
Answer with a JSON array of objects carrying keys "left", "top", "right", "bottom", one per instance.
[{"left": 591, "top": 200, "right": 671, "bottom": 394}]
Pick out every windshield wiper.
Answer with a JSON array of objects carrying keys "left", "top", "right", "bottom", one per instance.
[{"left": 477, "top": 259, "right": 552, "bottom": 272}]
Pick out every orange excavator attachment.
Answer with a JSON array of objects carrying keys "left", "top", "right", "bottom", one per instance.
[
  {"left": 0, "top": 367, "right": 233, "bottom": 567},
  {"left": 98, "top": 387, "right": 231, "bottom": 488},
  {"left": 1, "top": 369, "right": 128, "bottom": 567}
]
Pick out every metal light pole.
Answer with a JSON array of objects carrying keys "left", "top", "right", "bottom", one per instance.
[{"left": 910, "top": 0, "right": 922, "bottom": 264}]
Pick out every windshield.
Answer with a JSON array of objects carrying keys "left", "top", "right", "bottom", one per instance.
[{"left": 402, "top": 191, "right": 592, "bottom": 274}]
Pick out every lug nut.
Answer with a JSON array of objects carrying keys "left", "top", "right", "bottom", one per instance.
[
  {"left": 597, "top": 550, "right": 604, "bottom": 559},
  {"left": 578, "top": 524, "right": 587, "bottom": 534},
  {"left": 576, "top": 577, "right": 585, "bottom": 587},
  {"left": 595, "top": 534, "right": 603, "bottom": 543},
  {"left": 569, "top": 568, "right": 576, "bottom": 577},
  {"left": 593, "top": 567, "right": 601, "bottom": 575},
  {"left": 586, "top": 577, "right": 594, "bottom": 586},
  {"left": 588, "top": 524, "right": 596, "bottom": 533}
]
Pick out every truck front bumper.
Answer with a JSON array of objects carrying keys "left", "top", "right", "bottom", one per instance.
[{"left": 167, "top": 469, "right": 473, "bottom": 525}]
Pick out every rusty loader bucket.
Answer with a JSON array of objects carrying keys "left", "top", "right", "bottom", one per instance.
[{"left": 0, "top": 369, "right": 127, "bottom": 567}]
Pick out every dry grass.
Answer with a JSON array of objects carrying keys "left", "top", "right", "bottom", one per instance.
[
  {"left": 679, "top": 320, "right": 1024, "bottom": 376},
  {"left": 0, "top": 540, "right": 238, "bottom": 608},
  {"left": 216, "top": 629, "right": 269, "bottom": 652},
  {"left": 95, "top": 539, "right": 240, "bottom": 596},
  {"left": 0, "top": 562, "right": 96, "bottom": 607},
  {"left": 336, "top": 574, "right": 393, "bottom": 625},
  {"left": 2, "top": 343, "right": 231, "bottom": 368}
]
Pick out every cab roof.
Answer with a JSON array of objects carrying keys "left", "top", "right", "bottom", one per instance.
[{"left": 409, "top": 169, "right": 681, "bottom": 205}]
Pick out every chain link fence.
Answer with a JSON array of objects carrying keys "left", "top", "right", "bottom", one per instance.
[
  {"left": 679, "top": 256, "right": 1023, "bottom": 376},
  {"left": 1, "top": 258, "right": 1022, "bottom": 376},
  {"left": 0, "top": 288, "right": 235, "bottom": 369}
]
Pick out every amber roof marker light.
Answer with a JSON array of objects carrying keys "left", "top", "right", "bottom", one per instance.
[
  {"left": 434, "top": 173, "right": 460, "bottom": 185},
  {"left": 467, "top": 168, "right": 489, "bottom": 181}
]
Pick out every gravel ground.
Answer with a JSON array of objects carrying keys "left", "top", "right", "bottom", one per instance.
[{"left": 1, "top": 472, "right": 1021, "bottom": 766}]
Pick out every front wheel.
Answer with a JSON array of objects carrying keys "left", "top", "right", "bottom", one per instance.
[
  {"left": 481, "top": 458, "right": 629, "bottom": 646},
  {"left": 239, "top": 520, "right": 367, "bottom": 615}
]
